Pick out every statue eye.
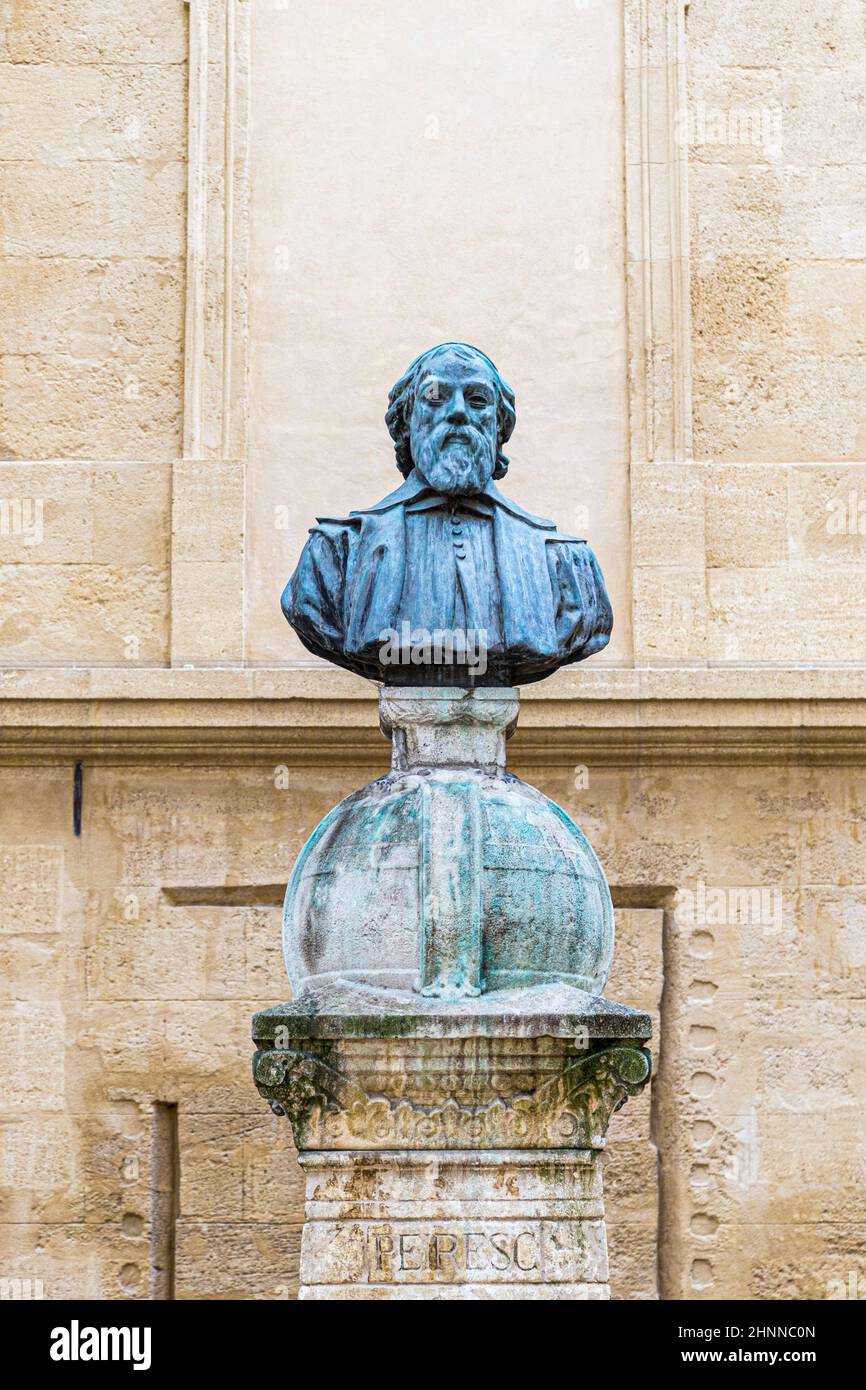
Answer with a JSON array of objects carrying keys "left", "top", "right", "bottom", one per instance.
[
  {"left": 422, "top": 383, "right": 442, "bottom": 403},
  {"left": 468, "top": 393, "right": 490, "bottom": 409}
]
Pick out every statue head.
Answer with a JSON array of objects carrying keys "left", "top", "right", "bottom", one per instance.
[{"left": 385, "top": 342, "right": 516, "bottom": 497}]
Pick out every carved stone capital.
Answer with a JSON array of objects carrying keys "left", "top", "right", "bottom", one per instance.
[{"left": 252, "top": 1035, "right": 651, "bottom": 1153}]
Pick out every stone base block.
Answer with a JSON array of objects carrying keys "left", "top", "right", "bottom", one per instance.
[
  {"left": 298, "top": 1149, "right": 609, "bottom": 1299},
  {"left": 252, "top": 995, "right": 652, "bottom": 1301}
]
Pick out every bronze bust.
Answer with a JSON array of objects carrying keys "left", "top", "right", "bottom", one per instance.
[{"left": 283, "top": 342, "right": 612, "bottom": 685}]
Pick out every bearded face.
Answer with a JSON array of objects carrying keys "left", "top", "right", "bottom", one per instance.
[{"left": 408, "top": 351, "right": 499, "bottom": 497}]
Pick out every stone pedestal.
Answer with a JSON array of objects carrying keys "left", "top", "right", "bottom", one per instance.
[
  {"left": 253, "top": 686, "right": 652, "bottom": 1299},
  {"left": 252, "top": 992, "right": 651, "bottom": 1299}
]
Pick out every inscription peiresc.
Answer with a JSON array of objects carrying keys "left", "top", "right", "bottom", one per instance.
[
  {"left": 371, "top": 1227, "right": 540, "bottom": 1279},
  {"left": 294, "top": 1217, "right": 608, "bottom": 1285}
]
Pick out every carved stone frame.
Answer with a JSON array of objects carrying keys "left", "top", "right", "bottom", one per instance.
[
  {"left": 169, "top": 1, "right": 698, "bottom": 669},
  {"left": 624, "top": 1, "right": 708, "bottom": 663},
  {"left": 172, "top": 0, "right": 250, "bottom": 664}
]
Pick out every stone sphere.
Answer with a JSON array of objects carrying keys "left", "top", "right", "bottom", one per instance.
[{"left": 282, "top": 765, "right": 614, "bottom": 998}]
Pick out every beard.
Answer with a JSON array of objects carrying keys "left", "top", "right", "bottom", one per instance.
[{"left": 412, "top": 426, "right": 496, "bottom": 497}]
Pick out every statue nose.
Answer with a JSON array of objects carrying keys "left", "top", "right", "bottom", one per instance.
[{"left": 446, "top": 389, "right": 469, "bottom": 422}]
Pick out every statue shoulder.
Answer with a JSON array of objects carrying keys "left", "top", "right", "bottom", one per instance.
[
  {"left": 308, "top": 476, "right": 414, "bottom": 531},
  {"left": 306, "top": 515, "right": 360, "bottom": 537},
  {"left": 545, "top": 530, "right": 589, "bottom": 547},
  {"left": 487, "top": 483, "right": 588, "bottom": 540},
  {"left": 485, "top": 483, "right": 557, "bottom": 531}
]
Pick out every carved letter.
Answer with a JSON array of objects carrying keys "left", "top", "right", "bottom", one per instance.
[
  {"left": 465, "top": 1232, "right": 487, "bottom": 1271},
  {"left": 372, "top": 1232, "right": 394, "bottom": 1274},
  {"left": 430, "top": 1232, "right": 459, "bottom": 1272},
  {"left": 489, "top": 1233, "right": 512, "bottom": 1271},
  {"left": 514, "top": 1231, "right": 539, "bottom": 1272},
  {"left": 398, "top": 1233, "right": 423, "bottom": 1271}
]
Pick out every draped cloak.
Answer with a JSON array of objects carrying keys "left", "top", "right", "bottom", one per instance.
[{"left": 282, "top": 469, "right": 613, "bottom": 685}]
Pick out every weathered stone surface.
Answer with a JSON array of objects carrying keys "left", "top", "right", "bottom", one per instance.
[
  {"left": 0, "top": 4, "right": 186, "bottom": 468},
  {"left": 0, "top": 64, "right": 185, "bottom": 162},
  {"left": 253, "top": 1025, "right": 650, "bottom": 1151},
  {"left": 0, "top": 561, "right": 168, "bottom": 666},
  {"left": 705, "top": 464, "right": 788, "bottom": 569},
  {"left": 3, "top": 745, "right": 863, "bottom": 1299},
  {"left": 2, "top": 1, "right": 187, "bottom": 64},
  {"left": 633, "top": 567, "right": 708, "bottom": 661},
  {"left": 175, "top": 1221, "right": 302, "bottom": 1302},
  {"left": 252, "top": 1025, "right": 649, "bottom": 1298},
  {"left": 254, "top": 984, "right": 652, "bottom": 1042},
  {"left": 708, "top": 565, "right": 866, "bottom": 662},
  {"left": 255, "top": 669, "right": 651, "bottom": 1298},
  {"left": 298, "top": 1152, "right": 608, "bottom": 1297},
  {"left": 631, "top": 463, "right": 705, "bottom": 569}
]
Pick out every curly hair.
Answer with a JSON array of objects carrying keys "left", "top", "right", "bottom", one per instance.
[{"left": 385, "top": 342, "right": 516, "bottom": 480}]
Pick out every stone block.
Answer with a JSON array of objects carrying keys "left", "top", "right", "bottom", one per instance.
[
  {"left": 175, "top": 1220, "right": 302, "bottom": 1300},
  {"left": 1, "top": 162, "right": 185, "bottom": 259},
  {"left": 0, "top": 1002, "right": 65, "bottom": 1116},
  {"left": 789, "top": 464, "right": 866, "bottom": 564},
  {"left": 0, "top": 1222, "right": 146, "bottom": 1300},
  {"left": 0, "top": 462, "right": 170, "bottom": 567},
  {"left": 2, "top": 1, "right": 187, "bottom": 63},
  {"left": 0, "top": 351, "right": 182, "bottom": 461},
  {"left": 0, "top": 937, "right": 65, "bottom": 1002},
  {"left": 0, "top": 257, "right": 184, "bottom": 362},
  {"left": 692, "top": 256, "right": 787, "bottom": 354},
  {"left": 241, "top": 1116, "right": 305, "bottom": 1222},
  {"left": 0, "top": 562, "right": 168, "bottom": 665},
  {"left": 685, "top": 65, "right": 783, "bottom": 169},
  {"left": 779, "top": 68, "right": 866, "bottom": 167},
  {"left": 708, "top": 564, "right": 866, "bottom": 661},
  {"left": 705, "top": 463, "right": 788, "bottom": 568},
  {"left": 633, "top": 566, "right": 708, "bottom": 660},
  {"left": 694, "top": 350, "right": 866, "bottom": 462},
  {"left": 685, "top": 0, "right": 865, "bottom": 72},
  {"left": 631, "top": 463, "right": 705, "bottom": 568},
  {"left": 171, "top": 461, "right": 245, "bottom": 563},
  {"left": 787, "top": 262, "right": 866, "bottom": 355},
  {"left": 0, "top": 63, "right": 185, "bottom": 162},
  {"left": 690, "top": 162, "right": 866, "bottom": 261},
  {"left": 0, "top": 1117, "right": 82, "bottom": 1223},
  {"left": 171, "top": 561, "right": 245, "bottom": 664},
  {"left": 607, "top": 1221, "right": 657, "bottom": 1300},
  {"left": 0, "top": 846, "right": 63, "bottom": 932}
]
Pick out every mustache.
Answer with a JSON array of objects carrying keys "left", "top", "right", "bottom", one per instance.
[{"left": 435, "top": 424, "right": 484, "bottom": 447}]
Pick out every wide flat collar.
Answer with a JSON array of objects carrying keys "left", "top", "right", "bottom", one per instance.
[
  {"left": 404, "top": 491, "right": 494, "bottom": 518},
  {"left": 353, "top": 470, "right": 556, "bottom": 530}
]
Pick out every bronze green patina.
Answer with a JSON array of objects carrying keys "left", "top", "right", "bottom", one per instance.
[{"left": 282, "top": 343, "right": 612, "bottom": 688}]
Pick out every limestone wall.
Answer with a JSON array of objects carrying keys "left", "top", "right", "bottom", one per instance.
[
  {"left": 686, "top": 0, "right": 866, "bottom": 663},
  {"left": 1, "top": 0, "right": 865, "bottom": 1302},
  {"left": 0, "top": 2, "right": 186, "bottom": 664},
  {"left": 2, "top": 748, "right": 863, "bottom": 1299}
]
